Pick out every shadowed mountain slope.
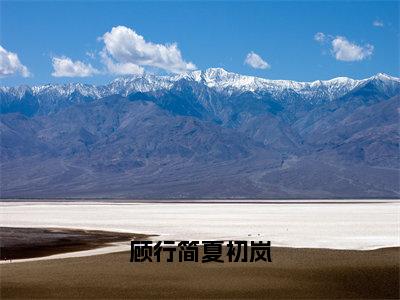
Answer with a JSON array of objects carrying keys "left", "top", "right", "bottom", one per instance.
[{"left": 1, "top": 69, "right": 399, "bottom": 198}]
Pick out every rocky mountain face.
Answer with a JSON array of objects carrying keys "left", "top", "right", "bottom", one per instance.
[{"left": 1, "top": 69, "right": 399, "bottom": 198}]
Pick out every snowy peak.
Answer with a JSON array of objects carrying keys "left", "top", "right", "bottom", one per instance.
[
  {"left": 32, "top": 83, "right": 102, "bottom": 98},
  {"left": 108, "top": 73, "right": 174, "bottom": 94},
  {"left": 173, "top": 68, "right": 366, "bottom": 99},
  {"left": 369, "top": 72, "right": 400, "bottom": 83},
  {"left": 174, "top": 68, "right": 239, "bottom": 86},
  {"left": 202, "top": 67, "right": 232, "bottom": 82},
  {"left": 175, "top": 68, "right": 369, "bottom": 95},
  {"left": 1, "top": 69, "right": 399, "bottom": 102}
]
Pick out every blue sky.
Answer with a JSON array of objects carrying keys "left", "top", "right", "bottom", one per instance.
[{"left": 1, "top": 1, "right": 399, "bottom": 86}]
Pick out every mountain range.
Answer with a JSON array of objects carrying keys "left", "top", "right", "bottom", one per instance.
[{"left": 1, "top": 68, "right": 399, "bottom": 199}]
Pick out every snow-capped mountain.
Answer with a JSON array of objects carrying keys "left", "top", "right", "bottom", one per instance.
[
  {"left": 177, "top": 68, "right": 365, "bottom": 99},
  {"left": 1, "top": 68, "right": 398, "bottom": 104},
  {"left": 1, "top": 68, "right": 399, "bottom": 199},
  {"left": 110, "top": 68, "right": 399, "bottom": 97}
]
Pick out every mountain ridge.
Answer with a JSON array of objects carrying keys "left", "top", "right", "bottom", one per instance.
[
  {"left": 1, "top": 69, "right": 399, "bottom": 199},
  {"left": 2, "top": 68, "right": 399, "bottom": 100}
]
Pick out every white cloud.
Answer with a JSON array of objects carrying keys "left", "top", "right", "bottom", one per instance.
[
  {"left": 100, "top": 26, "right": 196, "bottom": 74},
  {"left": 51, "top": 56, "right": 99, "bottom": 77},
  {"left": 314, "top": 32, "right": 326, "bottom": 43},
  {"left": 244, "top": 51, "right": 270, "bottom": 69},
  {"left": 100, "top": 50, "right": 144, "bottom": 75},
  {"left": 373, "top": 20, "right": 384, "bottom": 27},
  {"left": 0, "top": 45, "right": 30, "bottom": 77},
  {"left": 331, "top": 36, "right": 374, "bottom": 62}
]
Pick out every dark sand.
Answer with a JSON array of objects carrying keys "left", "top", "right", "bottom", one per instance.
[
  {"left": 0, "top": 227, "right": 149, "bottom": 260},
  {"left": 1, "top": 244, "right": 399, "bottom": 299}
]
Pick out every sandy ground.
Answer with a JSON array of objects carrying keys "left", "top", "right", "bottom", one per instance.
[
  {"left": 1, "top": 246, "right": 399, "bottom": 299},
  {"left": 0, "top": 227, "right": 148, "bottom": 260},
  {"left": 1, "top": 217, "right": 399, "bottom": 299}
]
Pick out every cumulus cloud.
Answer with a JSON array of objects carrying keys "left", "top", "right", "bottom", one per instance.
[
  {"left": 51, "top": 56, "right": 99, "bottom": 77},
  {"left": 100, "top": 26, "right": 196, "bottom": 74},
  {"left": 373, "top": 20, "right": 384, "bottom": 27},
  {"left": 331, "top": 36, "right": 374, "bottom": 61},
  {"left": 0, "top": 45, "right": 30, "bottom": 77},
  {"left": 314, "top": 33, "right": 374, "bottom": 62},
  {"left": 100, "top": 50, "right": 144, "bottom": 75},
  {"left": 244, "top": 51, "right": 270, "bottom": 69}
]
